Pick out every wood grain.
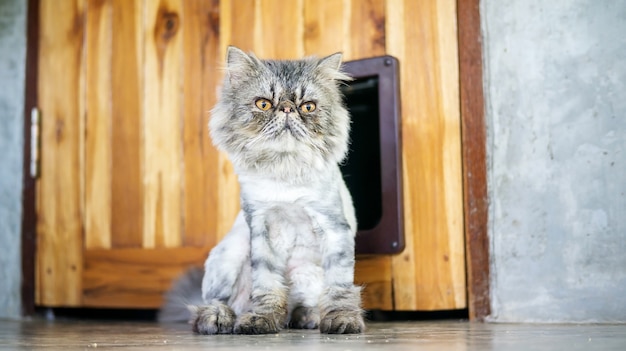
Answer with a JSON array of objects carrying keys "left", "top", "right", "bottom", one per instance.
[
  {"left": 347, "top": 0, "right": 386, "bottom": 59},
  {"left": 181, "top": 0, "right": 221, "bottom": 247},
  {"left": 303, "top": 0, "right": 345, "bottom": 56},
  {"left": 110, "top": 0, "right": 144, "bottom": 248},
  {"left": 256, "top": 0, "right": 304, "bottom": 59},
  {"left": 436, "top": 0, "right": 466, "bottom": 310},
  {"left": 355, "top": 256, "right": 393, "bottom": 310},
  {"left": 385, "top": 0, "right": 417, "bottom": 309},
  {"left": 82, "top": 248, "right": 210, "bottom": 308},
  {"left": 457, "top": 0, "right": 490, "bottom": 321},
  {"left": 223, "top": 0, "right": 255, "bottom": 52},
  {"left": 387, "top": 0, "right": 466, "bottom": 310},
  {"left": 143, "top": 0, "right": 183, "bottom": 248},
  {"left": 36, "top": 0, "right": 85, "bottom": 306},
  {"left": 85, "top": 0, "right": 112, "bottom": 249},
  {"left": 214, "top": 0, "right": 252, "bottom": 240}
]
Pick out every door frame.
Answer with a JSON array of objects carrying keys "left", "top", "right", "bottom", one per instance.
[
  {"left": 457, "top": 0, "right": 490, "bottom": 321},
  {"left": 20, "top": 0, "right": 39, "bottom": 317},
  {"left": 20, "top": 0, "right": 490, "bottom": 320}
]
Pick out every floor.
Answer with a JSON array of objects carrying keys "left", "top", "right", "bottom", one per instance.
[{"left": 1, "top": 319, "right": 625, "bottom": 350}]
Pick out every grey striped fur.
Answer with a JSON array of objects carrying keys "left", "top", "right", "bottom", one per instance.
[{"left": 162, "top": 47, "right": 364, "bottom": 335}]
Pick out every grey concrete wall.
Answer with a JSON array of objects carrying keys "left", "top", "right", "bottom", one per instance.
[
  {"left": 0, "top": 0, "right": 27, "bottom": 319},
  {"left": 482, "top": 0, "right": 626, "bottom": 322}
]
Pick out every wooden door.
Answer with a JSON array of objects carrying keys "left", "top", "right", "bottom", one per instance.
[
  {"left": 36, "top": 0, "right": 225, "bottom": 308},
  {"left": 36, "top": 0, "right": 465, "bottom": 311}
]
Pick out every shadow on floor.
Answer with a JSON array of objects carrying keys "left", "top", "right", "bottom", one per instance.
[{"left": 39, "top": 307, "right": 469, "bottom": 323}]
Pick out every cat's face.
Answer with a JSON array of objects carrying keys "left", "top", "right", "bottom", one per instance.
[{"left": 210, "top": 47, "right": 351, "bottom": 176}]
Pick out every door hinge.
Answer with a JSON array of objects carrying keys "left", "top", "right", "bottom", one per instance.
[{"left": 30, "top": 107, "right": 40, "bottom": 179}]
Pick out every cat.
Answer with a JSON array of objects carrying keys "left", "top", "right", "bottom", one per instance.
[{"left": 160, "top": 46, "right": 364, "bottom": 335}]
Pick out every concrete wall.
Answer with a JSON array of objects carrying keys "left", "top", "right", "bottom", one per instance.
[
  {"left": 482, "top": 0, "right": 626, "bottom": 322},
  {"left": 0, "top": 0, "right": 27, "bottom": 319}
]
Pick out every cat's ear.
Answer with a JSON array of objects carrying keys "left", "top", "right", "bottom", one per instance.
[
  {"left": 319, "top": 52, "right": 343, "bottom": 70},
  {"left": 226, "top": 46, "right": 255, "bottom": 67},
  {"left": 225, "top": 46, "right": 261, "bottom": 83},
  {"left": 318, "top": 52, "right": 352, "bottom": 81}
]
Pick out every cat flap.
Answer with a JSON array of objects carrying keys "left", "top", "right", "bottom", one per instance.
[{"left": 340, "top": 55, "right": 404, "bottom": 255}]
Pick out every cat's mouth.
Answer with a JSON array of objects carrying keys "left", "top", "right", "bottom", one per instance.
[
  {"left": 254, "top": 114, "right": 310, "bottom": 146},
  {"left": 288, "top": 127, "right": 311, "bottom": 142},
  {"left": 278, "top": 115, "right": 306, "bottom": 138},
  {"left": 276, "top": 125, "right": 298, "bottom": 140}
]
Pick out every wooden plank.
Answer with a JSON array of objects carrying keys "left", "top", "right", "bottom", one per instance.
[
  {"left": 180, "top": 0, "right": 221, "bottom": 247},
  {"left": 385, "top": 0, "right": 417, "bottom": 310},
  {"left": 256, "top": 0, "right": 304, "bottom": 58},
  {"left": 385, "top": 0, "right": 419, "bottom": 311},
  {"left": 347, "top": 0, "right": 385, "bottom": 60},
  {"left": 222, "top": 0, "right": 255, "bottom": 51},
  {"left": 85, "top": 0, "right": 112, "bottom": 249},
  {"left": 435, "top": 0, "right": 466, "bottom": 311},
  {"left": 355, "top": 256, "right": 393, "bottom": 310},
  {"left": 387, "top": 0, "right": 420, "bottom": 310},
  {"left": 143, "top": 0, "right": 183, "bottom": 248},
  {"left": 457, "top": 0, "right": 490, "bottom": 321},
  {"left": 303, "top": 0, "right": 345, "bottom": 56},
  {"left": 36, "top": 0, "right": 85, "bottom": 306},
  {"left": 387, "top": 0, "right": 466, "bottom": 310},
  {"left": 110, "top": 0, "right": 144, "bottom": 248},
  {"left": 214, "top": 0, "right": 251, "bottom": 240},
  {"left": 82, "top": 248, "right": 209, "bottom": 308}
]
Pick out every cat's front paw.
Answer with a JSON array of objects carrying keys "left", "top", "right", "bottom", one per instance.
[
  {"left": 234, "top": 313, "right": 281, "bottom": 334},
  {"left": 289, "top": 306, "right": 320, "bottom": 329},
  {"left": 190, "top": 303, "right": 236, "bottom": 335},
  {"left": 320, "top": 310, "right": 365, "bottom": 334}
]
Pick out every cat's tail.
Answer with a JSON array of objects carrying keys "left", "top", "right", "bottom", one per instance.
[{"left": 157, "top": 266, "right": 204, "bottom": 323}]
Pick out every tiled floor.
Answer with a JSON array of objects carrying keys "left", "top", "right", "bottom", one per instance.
[{"left": 1, "top": 319, "right": 625, "bottom": 350}]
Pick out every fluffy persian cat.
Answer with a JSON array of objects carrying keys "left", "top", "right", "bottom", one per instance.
[{"left": 159, "top": 46, "right": 364, "bottom": 335}]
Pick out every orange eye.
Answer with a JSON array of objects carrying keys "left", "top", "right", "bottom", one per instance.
[
  {"left": 255, "top": 99, "right": 273, "bottom": 111},
  {"left": 300, "top": 102, "right": 316, "bottom": 113}
]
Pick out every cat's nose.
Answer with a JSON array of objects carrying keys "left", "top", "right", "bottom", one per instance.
[{"left": 278, "top": 101, "right": 295, "bottom": 114}]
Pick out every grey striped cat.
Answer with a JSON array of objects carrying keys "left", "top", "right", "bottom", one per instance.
[{"left": 162, "top": 46, "right": 364, "bottom": 335}]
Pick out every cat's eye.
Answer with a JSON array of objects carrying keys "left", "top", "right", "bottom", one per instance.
[
  {"left": 300, "top": 102, "right": 316, "bottom": 113},
  {"left": 255, "top": 99, "right": 273, "bottom": 111}
]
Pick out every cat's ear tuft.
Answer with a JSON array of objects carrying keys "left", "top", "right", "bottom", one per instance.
[
  {"left": 318, "top": 52, "right": 352, "bottom": 82},
  {"left": 225, "top": 46, "right": 260, "bottom": 83},
  {"left": 226, "top": 46, "right": 253, "bottom": 67},
  {"left": 319, "top": 52, "right": 343, "bottom": 71}
]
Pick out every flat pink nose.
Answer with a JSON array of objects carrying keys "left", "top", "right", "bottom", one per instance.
[{"left": 279, "top": 101, "right": 295, "bottom": 113}]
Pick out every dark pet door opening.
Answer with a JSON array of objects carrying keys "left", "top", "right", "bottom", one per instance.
[{"left": 341, "top": 56, "right": 404, "bottom": 255}]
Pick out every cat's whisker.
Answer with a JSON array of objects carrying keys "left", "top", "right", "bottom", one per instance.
[
  {"left": 249, "top": 122, "right": 282, "bottom": 145},
  {"left": 246, "top": 133, "right": 267, "bottom": 148},
  {"left": 310, "top": 141, "right": 327, "bottom": 156}
]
